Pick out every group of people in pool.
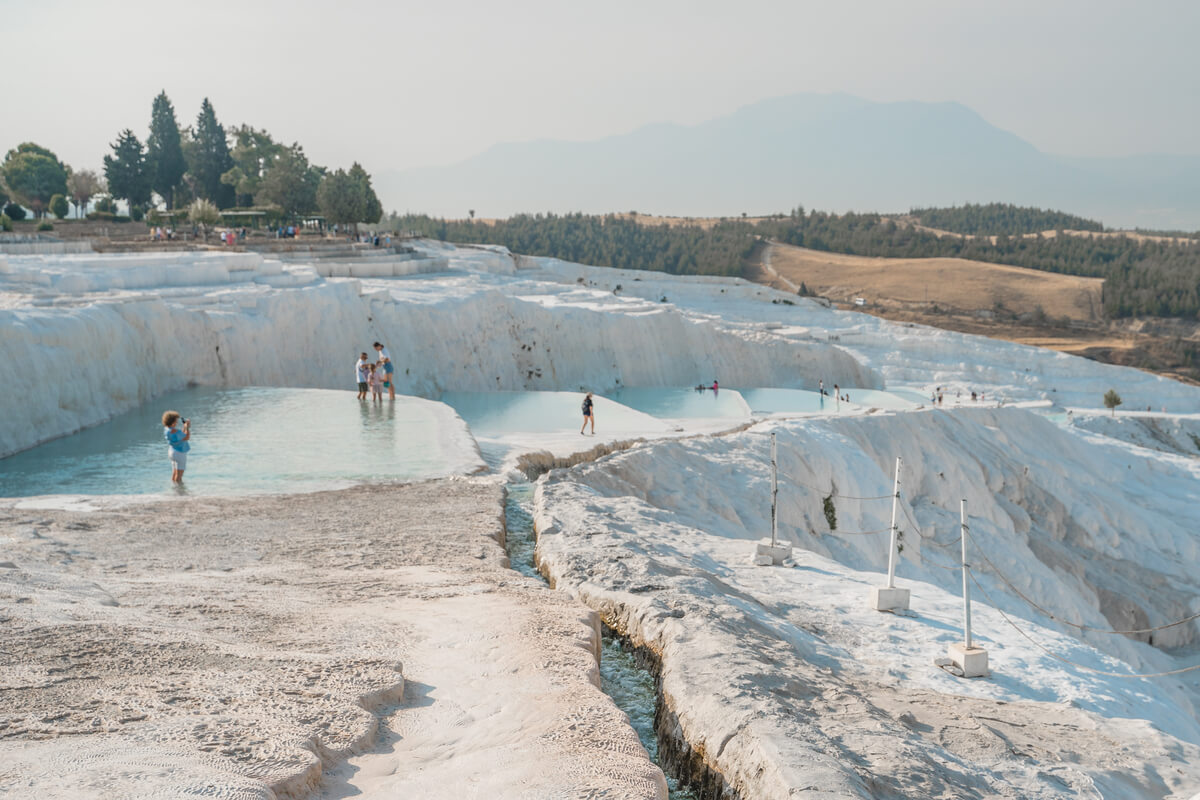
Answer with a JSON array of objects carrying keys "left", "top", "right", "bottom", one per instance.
[{"left": 355, "top": 342, "right": 397, "bottom": 402}]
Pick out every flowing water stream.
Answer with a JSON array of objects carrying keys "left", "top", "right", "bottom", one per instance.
[{"left": 504, "top": 483, "right": 697, "bottom": 800}]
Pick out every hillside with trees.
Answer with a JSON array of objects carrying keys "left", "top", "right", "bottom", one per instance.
[
  {"left": 392, "top": 212, "right": 757, "bottom": 277},
  {"left": 908, "top": 203, "right": 1105, "bottom": 235},
  {"left": 390, "top": 205, "right": 1200, "bottom": 320}
]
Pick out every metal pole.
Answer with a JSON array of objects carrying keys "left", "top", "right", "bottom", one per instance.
[
  {"left": 961, "top": 498, "right": 972, "bottom": 649},
  {"left": 886, "top": 457, "right": 901, "bottom": 588},
  {"left": 770, "top": 432, "right": 779, "bottom": 547}
]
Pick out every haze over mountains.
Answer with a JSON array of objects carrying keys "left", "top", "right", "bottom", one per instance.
[{"left": 378, "top": 93, "right": 1200, "bottom": 231}]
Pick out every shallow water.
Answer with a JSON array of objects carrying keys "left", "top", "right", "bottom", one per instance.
[
  {"left": 441, "top": 390, "right": 665, "bottom": 436},
  {"left": 503, "top": 483, "right": 540, "bottom": 580},
  {"left": 740, "top": 387, "right": 920, "bottom": 413},
  {"left": 0, "top": 387, "right": 468, "bottom": 497},
  {"left": 503, "top": 481, "right": 696, "bottom": 799},
  {"left": 605, "top": 387, "right": 751, "bottom": 420},
  {"left": 839, "top": 388, "right": 921, "bottom": 410},
  {"left": 739, "top": 387, "right": 830, "bottom": 413},
  {"left": 600, "top": 635, "right": 698, "bottom": 800}
]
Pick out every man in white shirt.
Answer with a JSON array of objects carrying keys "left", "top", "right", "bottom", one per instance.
[{"left": 355, "top": 352, "right": 370, "bottom": 400}]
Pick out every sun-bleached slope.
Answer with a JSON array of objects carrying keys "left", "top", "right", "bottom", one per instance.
[{"left": 534, "top": 406, "right": 1200, "bottom": 798}]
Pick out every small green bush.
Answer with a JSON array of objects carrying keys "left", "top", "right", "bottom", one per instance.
[
  {"left": 129, "top": 205, "right": 145, "bottom": 222},
  {"left": 37, "top": 220, "right": 54, "bottom": 231},
  {"left": 50, "top": 194, "right": 69, "bottom": 220},
  {"left": 3, "top": 202, "right": 26, "bottom": 221},
  {"left": 823, "top": 494, "right": 837, "bottom": 531},
  {"left": 0, "top": 213, "right": 11, "bottom": 232}
]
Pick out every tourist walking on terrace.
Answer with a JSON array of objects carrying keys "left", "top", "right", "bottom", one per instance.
[
  {"left": 581, "top": 392, "right": 596, "bottom": 435},
  {"left": 356, "top": 352, "right": 370, "bottom": 400},
  {"left": 162, "top": 411, "right": 191, "bottom": 483}
]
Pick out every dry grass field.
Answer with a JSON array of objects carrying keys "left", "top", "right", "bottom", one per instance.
[
  {"left": 751, "top": 242, "right": 1199, "bottom": 384},
  {"left": 760, "top": 242, "right": 1104, "bottom": 321}
]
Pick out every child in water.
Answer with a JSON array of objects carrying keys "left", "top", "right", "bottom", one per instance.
[{"left": 369, "top": 363, "right": 384, "bottom": 402}]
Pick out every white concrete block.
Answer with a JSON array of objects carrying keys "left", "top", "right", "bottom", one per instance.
[
  {"left": 754, "top": 538, "right": 793, "bottom": 566},
  {"left": 948, "top": 642, "right": 989, "bottom": 678},
  {"left": 871, "top": 586, "right": 911, "bottom": 612}
]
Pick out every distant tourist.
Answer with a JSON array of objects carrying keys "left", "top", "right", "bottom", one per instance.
[
  {"left": 712, "top": 379, "right": 719, "bottom": 392},
  {"left": 819, "top": 379, "right": 824, "bottom": 395},
  {"left": 834, "top": 383, "right": 840, "bottom": 411},
  {"left": 369, "top": 363, "right": 383, "bottom": 402},
  {"left": 581, "top": 392, "right": 595, "bottom": 435},
  {"left": 162, "top": 411, "right": 191, "bottom": 483},
  {"left": 374, "top": 342, "right": 396, "bottom": 399},
  {"left": 356, "top": 352, "right": 370, "bottom": 400}
]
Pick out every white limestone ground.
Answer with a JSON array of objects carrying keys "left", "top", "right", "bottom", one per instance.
[
  {"left": 6, "top": 240, "right": 1200, "bottom": 798},
  {"left": 533, "top": 406, "right": 1200, "bottom": 798},
  {"left": 0, "top": 481, "right": 664, "bottom": 799}
]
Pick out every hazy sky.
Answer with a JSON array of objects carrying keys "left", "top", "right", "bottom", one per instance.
[{"left": 5, "top": 0, "right": 1198, "bottom": 177}]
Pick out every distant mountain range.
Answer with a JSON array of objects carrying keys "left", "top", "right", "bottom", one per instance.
[{"left": 376, "top": 93, "right": 1200, "bottom": 231}]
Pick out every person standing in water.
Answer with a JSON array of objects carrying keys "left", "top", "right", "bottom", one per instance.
[
  {"left": 580, "top": 392, "right": 595, "bottom": 435},
  {"left": 162, "top": 411, "right": 191, "bottom": 483},
  {"left": 355, "top": 352, "right": 370, "bottom": 400},
  {"left": 374, "top": 342, "right": 396, "bottom": 400}
]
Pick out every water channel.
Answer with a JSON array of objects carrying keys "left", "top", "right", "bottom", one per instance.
[{"left": 504, "top": 483, "right": 698, "bottom": 800}]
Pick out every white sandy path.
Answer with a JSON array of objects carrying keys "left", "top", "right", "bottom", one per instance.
[
  {"left": 0, "top": 481, "right": 665, "bottom": 799},
  {"left": 320, "top": 576, "right": 667, "bottom": 799}
]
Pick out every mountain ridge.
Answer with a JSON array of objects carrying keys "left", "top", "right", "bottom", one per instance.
[{"left": 377, "top": 93, "right": 1200, "bottom": 230}]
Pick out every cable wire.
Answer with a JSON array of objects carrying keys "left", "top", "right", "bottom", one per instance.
[
  {"left": 901, "top": 501, "right": 962, "bottom": 551},
  {"left": 969, "top": 538, "right": 1200, "bottom": 636},
  {"left": 822, "top": 526, "right": 892, "bottom": 537},
  {"left": 968, "top": 571, "right": 1200, "bottom": 678}
]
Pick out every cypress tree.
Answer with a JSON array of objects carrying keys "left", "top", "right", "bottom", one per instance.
[
  {"left": 103, "top": 130, "right": 152, "bottom": 212},
  {"left": 348, "top": 162, "right": 382, "bottom": 224},
  {"left": 192, "top": 98, "right": 235, "bottom": 208},
  {"left": 147, "top": 91, "right": 186, "bottom": 209}
]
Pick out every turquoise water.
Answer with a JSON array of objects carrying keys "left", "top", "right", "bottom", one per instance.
[
  {"left": 504, "top": 483, "right": 540, "bottom": 579},
  {"left": 739, "top": 387, "right": 919, "bottom": 414},
  {"left": 739, "top": 388, "right": 830, "bottom": 413},
  {"left": 889, "top": 388, "right": 933, "bottom": 406},
  {"left": 839, "top": 388, "right": 920, "bottom": 410},
  {"left": 600, "top": 635, "right": 698, "bottom": 800},
  {"left": 0, "top": 387, "right": 470, "bottom": 497},
  {"left": 440, "top": 390, "right": 657, "bottom": 435},
  {"left": 605, "top": 387, "right": 750, "bottom": 419}
]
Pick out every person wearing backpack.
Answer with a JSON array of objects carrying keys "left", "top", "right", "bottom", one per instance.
[{"left": 580, "top": 392, "right": 595, "bottom": 435}]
